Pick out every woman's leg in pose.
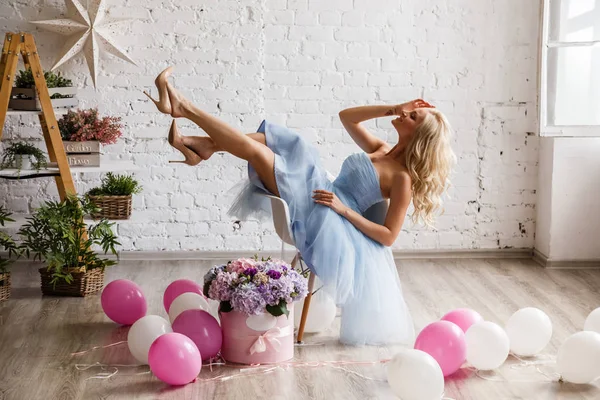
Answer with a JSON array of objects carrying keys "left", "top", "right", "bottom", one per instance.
[
  {"left": 182, "top": 133, "right": 265, "bottom": 161},
  {"left": 167, "top": 83, "right": 280, "bottom": 197}
]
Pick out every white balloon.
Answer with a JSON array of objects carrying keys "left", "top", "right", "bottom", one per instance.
[
  {"left": 557, "top": 331, "right": 600, "bottom": 384},
  {"left": 127, "top": 315, "right": 172, "bottom": 364},
  {"left": 505, "top": 307, "right": 552, "bottom": 356},
  {"left": 168, "top": 292, "right": 209, "bottom": 323},
  {"left": 465, "top": 321, "right": 510, "bottom": 370},
  {"left": 584, "top": 307, "right": 600, "bottom": 334},
  {"left": 386, "top": 349, "right": 445, "bottom": 400},
  {"left": 246, "top": 313, "right": 277, "bottom": 331},
  {"left": 293, "top": 289, "right": 337, "bottom": 333}
]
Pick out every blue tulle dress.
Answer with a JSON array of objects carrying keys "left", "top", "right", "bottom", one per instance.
[{"left": 228, "top": 120, "right": 415, "bottom": 346}]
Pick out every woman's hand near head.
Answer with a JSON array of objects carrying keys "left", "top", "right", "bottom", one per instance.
[
  {"left": 389, "top": 99, "right": 435, "bottom": 116},
  {"left": 337, "top": 100, "right": 434, "bottom": 154}
]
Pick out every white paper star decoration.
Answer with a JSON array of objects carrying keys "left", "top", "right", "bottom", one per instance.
[{"left": 31, "top": 0, "right": 137, "bottom": 88}]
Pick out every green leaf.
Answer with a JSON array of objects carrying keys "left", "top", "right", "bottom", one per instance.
[
  {"left": 203, "top": 280, "right": 212, "bottom": 298},
  {"left": 220, "top": 301, "right": 233, "bottom": 313},
  {"left": 15, "top": 194, "right": 120, "bottom": 283},
  {"left": 86, "top": 172, "right": 142, "bottom": 196},
  {"left": 0, "top": 141, "right": 48, "bottom": 171},
  {"left": 266, "top": 300, "right": 289, "bottom": 318}
]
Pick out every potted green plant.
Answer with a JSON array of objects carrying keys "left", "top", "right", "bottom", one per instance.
[
  {"left": 0, "top": 141, "right": 47, "bottom": 173},
  {"left": 0, "top": 207, "right": 21, "bottom": 301},
  {"left": 9, "top": 68, "right": 78, "bottom": 111},
  {"left": 58, "top": 108, "right": 123, "bottom": 167},
  {"left": 86, "top": 172, "right": 142, "bottom": 220},
  {"left": 18, "top": 194, "right": 120, "bottom": 297}
]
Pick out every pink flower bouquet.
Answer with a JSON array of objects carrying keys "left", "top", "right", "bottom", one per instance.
[
  {"left": 203, "top": 256, "right": 308, "bottom": 318},
  {"left": 58, "top": 107, "right": 123, "bottom": 145}
]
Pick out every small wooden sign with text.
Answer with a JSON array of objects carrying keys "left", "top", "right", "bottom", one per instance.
[
  {"left": 66, "top": 153, "right": 100, "bottom": 167},
  {"left": 63, "top": 141, "right": 100, "bottom": 167}
]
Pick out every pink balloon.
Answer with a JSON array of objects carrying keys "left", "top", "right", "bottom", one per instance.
[
  {"left": 148, "top": 333, "right": 202, "bottom": 385},
  {"left": 101, "top": 279, "right": 147, "bottom": 325},
  {"left": 414, "top": 321, "right": 466, "bottom": 377},
  {"left": 172, "top": 309, "right": 222, "bottom": 361},
  {"left": 441, "top": 308, "right": 483, "bottom": 333},
  {"left": 163, "top": 279, "right": 204, "bottom": 313}
]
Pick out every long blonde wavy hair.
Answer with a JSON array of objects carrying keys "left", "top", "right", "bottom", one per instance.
[{"left": 403, "top": 109, "right": 456, "bottom": 227}]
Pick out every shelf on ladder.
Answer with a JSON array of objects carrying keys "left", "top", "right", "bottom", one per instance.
[
  {"left": 0, "top": 159, "right": 138, "bottom": 179},
  {"left": 2, "top": 211, "right": 144, "bottom": 230},
  {"left": 6, "top": 109, "right": 72, "bottom": 116}
]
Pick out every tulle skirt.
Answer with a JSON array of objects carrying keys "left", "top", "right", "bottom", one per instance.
[{"left": 227, "top": 120, "right": 415, "bottom": 346}]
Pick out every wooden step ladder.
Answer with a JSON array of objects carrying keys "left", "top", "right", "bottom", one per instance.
[{"left": 0, "top": 32, "right": 75, "bottom": 200}]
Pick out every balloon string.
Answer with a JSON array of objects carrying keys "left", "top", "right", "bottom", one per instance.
[
  {"left": 329, "top": 365, "right": 386, "bottom": 382},
  {"left": 71, "top": 341, "right": 127, "bottom": 356},
  {"left": 472, "top": 368, "right": 558, "bottom": 383},
  {"left": 509, "top": 352, "right": 556, "bottom": 365},
  {"left": 507, "top": 353, "right": 562, "bottom": 382},
  {"left": 74, "top": 358, "right": 393, "bottom": 382},
  {"left": 75, "top": 362, "right": 150, "bottom": 381},
  {"left": 462, "top": 352, "right": 561, "bottom": 384},
  {"left": 198, "top": 360, "right": 391, "bottom": 383}
]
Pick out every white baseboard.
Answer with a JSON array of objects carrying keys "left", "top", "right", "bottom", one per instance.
[
  {"left": 392, "top": 248, "right": 532, "bottom": 259},
  {"left": 113, "top": 250, "right": 300, "bottom": 261},
  {"left": 104, "top": 248, "right": 533, "bottom": 261},
  {"left": 6, "top": 248, "right": 600, "bottom": 269},
  {"left": 533, "top": 249, "right": 600, "bottom": 269}
]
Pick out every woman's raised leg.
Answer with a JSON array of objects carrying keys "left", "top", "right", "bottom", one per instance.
[
  {"left": 166, "top": 83, "right": 280, "bottom": 196},
  {"left": 182, "top": 133, "right": 266, "bottom": 162}
]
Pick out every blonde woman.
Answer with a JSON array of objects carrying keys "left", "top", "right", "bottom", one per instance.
[{"left": 145, "top": 67, "right": 456, "bottom": 346}]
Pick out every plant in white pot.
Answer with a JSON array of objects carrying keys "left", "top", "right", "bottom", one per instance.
[{"left": 0, "top": 142, "right": 47, "bottom": 173}]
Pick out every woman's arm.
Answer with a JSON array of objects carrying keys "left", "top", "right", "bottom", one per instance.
[
  {"left": 339, "top": 99, "right": 433, "bottom": 154},
  {"left": 313, "top": 173, "right": 412, "bottom": 246},
  {"left": 338, "top": 105, "right": 397, "bottom": 154}
]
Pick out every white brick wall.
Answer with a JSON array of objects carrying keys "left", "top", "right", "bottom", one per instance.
[{"left": 0, "top": 0, "right": 539, "bottom": 252}]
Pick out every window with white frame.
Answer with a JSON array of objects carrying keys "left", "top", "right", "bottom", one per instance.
[{"left": 540, "top": 0, "right": 600, "bottom": 136}]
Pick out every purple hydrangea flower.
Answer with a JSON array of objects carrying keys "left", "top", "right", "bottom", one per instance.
[
  {"left": 208, "top": 271, "right": 238, "bottom": 301},
  {"left": 204, "top": 264, "right": 226, "bottom": 284},
  {"left": 231, "top": 283, "right": 266, "bottom": 315},
  {"left": 266, "top": 270, "right": 282, "bottom": 280},
  {"left": 289, "top": 270, "right": 308, "bottom": 299},
  {"left": 203, "top": 258, "right": 308, "bottom": 315}
]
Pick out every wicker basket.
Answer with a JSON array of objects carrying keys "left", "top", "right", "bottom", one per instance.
[
  {"left": 0, "top": 272, "right": 11, "bottom": 301},
  {"left": 88, "top": 195, "right": 132, "bottom": 220},
  {"left": 39, "top": 267, "right": 105, "bottom": 297}
]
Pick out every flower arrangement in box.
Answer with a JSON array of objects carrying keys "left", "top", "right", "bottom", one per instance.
[
  {"left": 203, "top": 256, "right": 308, "bottom": 364},
  {"left": 58, "top": 107, "right": 123, "bottom": 167},
  {"left": 204, "top": 256, "right": 308, "bottom": 317},
  {"left": 59, "top": 107, "right": 123, "bottom": 144}
]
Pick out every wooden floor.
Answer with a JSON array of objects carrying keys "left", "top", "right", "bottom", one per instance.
[{"left": 1, "top": 258, "right": 599, "bottom": 400}]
